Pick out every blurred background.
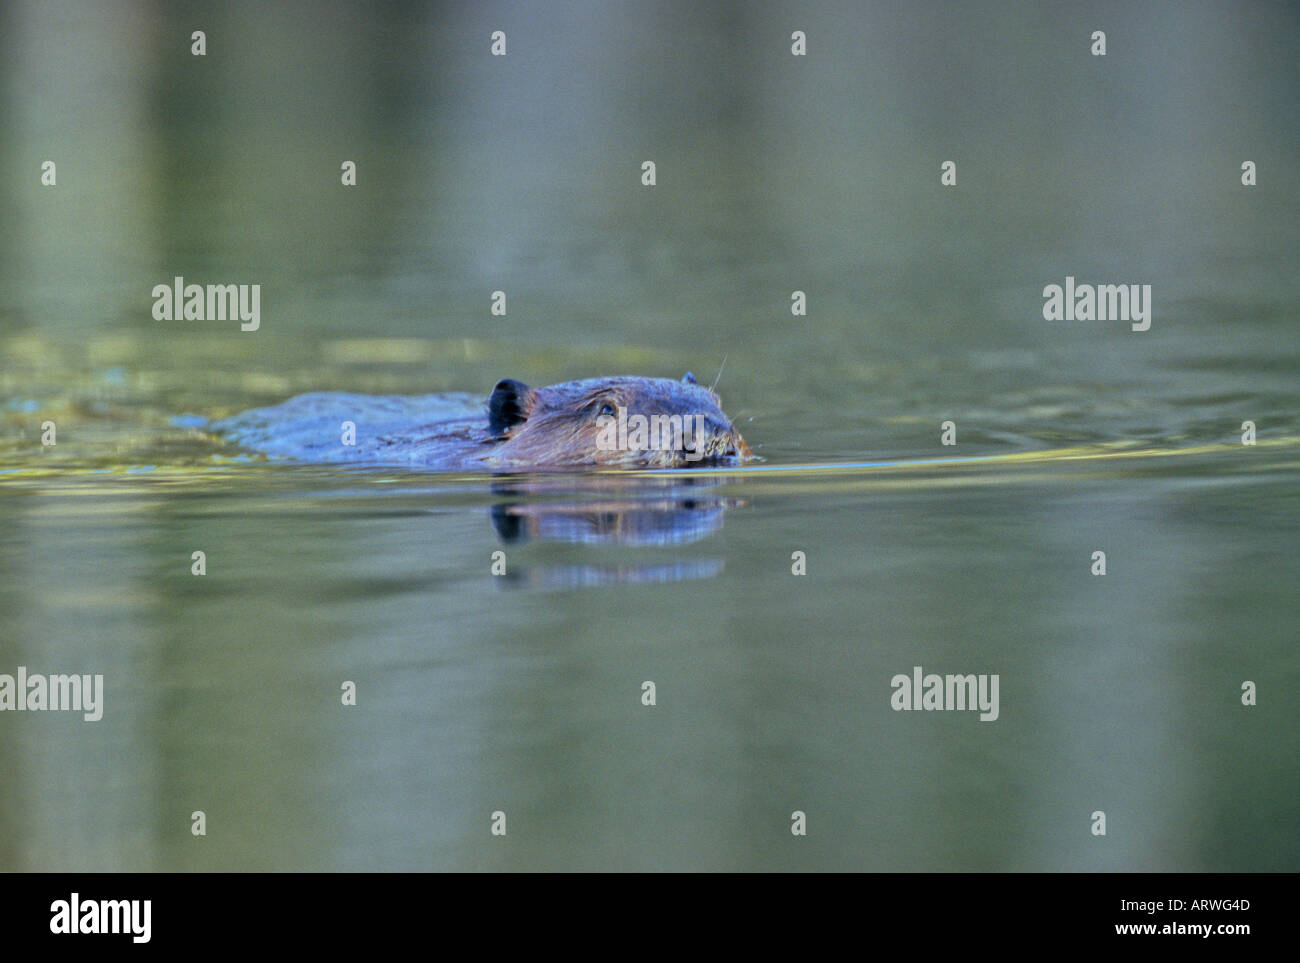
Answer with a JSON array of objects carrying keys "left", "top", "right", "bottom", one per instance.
[{"left": 0, "top": 0, "right": 1296, "bottom": 870}]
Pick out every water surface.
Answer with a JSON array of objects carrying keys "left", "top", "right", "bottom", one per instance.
[{"left": 1, "top": 1, "right": 1297, "bottom": 871}]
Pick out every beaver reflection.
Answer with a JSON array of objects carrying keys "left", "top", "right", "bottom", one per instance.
[{"left": 487, "top": 474, "right": 743, "bottom": 589}]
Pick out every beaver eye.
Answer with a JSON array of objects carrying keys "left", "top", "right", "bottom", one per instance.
[{"left": 597, "top": 402, "right": 616, "bottom": 418}]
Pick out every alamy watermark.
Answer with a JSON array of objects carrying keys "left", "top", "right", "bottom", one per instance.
[
  {"left": 152, "top": 276, "right": 260, "bottom": 331},
  {"left": 50, "top": 894, "right": 150, "bottom": 943},
  {"left": 595, "top": 405, "right": 711, "bottom": 462},
  {"left": 0, "top": 666, "right": 103, "bottom": 721},
  {"left": 1042, "top": 276, "right": 1151, "bottom": 331},
  {"left": 890, "top": 665, "right": 999, "bottom": 721}
]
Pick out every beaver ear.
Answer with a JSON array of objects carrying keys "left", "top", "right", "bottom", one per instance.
[
  {"left": 682, "top": 372, "right": 698, "bottom": 384},
  {"left": 488, "top": 379, "right": 535, "bottom": 436}
]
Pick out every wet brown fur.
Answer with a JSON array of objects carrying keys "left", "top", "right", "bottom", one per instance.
[{"left": 484, "top": 375, "right": 752, "bottom": 468}]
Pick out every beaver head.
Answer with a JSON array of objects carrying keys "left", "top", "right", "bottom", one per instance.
[{"left": 483, "top": 373, "right": 753, "bottom": 469}]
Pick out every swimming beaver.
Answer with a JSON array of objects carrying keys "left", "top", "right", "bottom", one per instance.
[{"left": 213, "top": 373, "right": 753, "bottom": 470}]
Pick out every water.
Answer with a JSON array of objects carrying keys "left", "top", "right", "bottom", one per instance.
[{"left": 1, "top": 1, "right": 1298, "bottom": 871}]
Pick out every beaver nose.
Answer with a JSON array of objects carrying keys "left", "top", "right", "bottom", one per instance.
[{"left": 707, "top": 419, "right": 751, "bottom": 459}]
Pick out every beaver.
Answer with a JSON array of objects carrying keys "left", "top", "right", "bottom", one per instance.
[{"left": 213, "top": 373, "right": 753, "bottom": 471}]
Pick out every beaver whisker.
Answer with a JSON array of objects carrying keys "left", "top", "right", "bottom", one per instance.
[{"left": 710, "top": 355, "right": 727, "bottom": 393}]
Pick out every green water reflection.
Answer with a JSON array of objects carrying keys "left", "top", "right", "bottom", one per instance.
[{"left": 2, "top": 1, "right": 1298, "bottom": 871}]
